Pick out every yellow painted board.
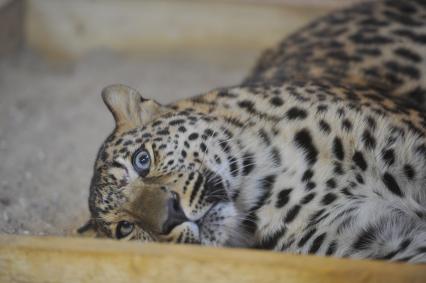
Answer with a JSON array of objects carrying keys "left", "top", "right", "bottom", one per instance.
[
  {"left": 0, "top": 235, "right": 425, "bottom": 283},
  {"left": 26, "top": 0, "right": 330, "bottom": 60}
]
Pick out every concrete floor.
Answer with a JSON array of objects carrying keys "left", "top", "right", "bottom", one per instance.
[{"left": 0, "top": 48, "right": 257, "bottom": 235}]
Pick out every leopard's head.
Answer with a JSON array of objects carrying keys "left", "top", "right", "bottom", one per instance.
[{"left": 79, "top": 85, "right": 246, "bottom": 246}]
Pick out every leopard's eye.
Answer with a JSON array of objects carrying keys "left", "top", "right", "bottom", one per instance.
[
  {"left": 132, "top": 148, "right": 151, "bottom": 177},
  {"left": 116, "top": 221, "right": 134, "bottom": 239}
]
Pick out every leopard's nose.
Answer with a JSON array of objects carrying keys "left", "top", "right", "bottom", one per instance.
[{"left": 162, "top": 192, "right": 188, "bottom": 234}]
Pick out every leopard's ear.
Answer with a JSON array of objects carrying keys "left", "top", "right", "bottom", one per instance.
[
  {"left": 101, "top": 84, "right": 167, "bottom": 132},
  {"left": 77, "top": 219, "right": 97, "bottom": 237}
]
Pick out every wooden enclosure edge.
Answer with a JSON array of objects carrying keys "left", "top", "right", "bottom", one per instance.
[{"left": 0, "top": 235, "right": 425, "bottom": 283}]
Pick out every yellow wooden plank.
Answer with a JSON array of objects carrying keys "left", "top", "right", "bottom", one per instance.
[
  {"left": 26, "top": 0, "right": 330, "bottom": 60},
  {"left": 0, "top": 235, "right": 425, "bottom": 283}
]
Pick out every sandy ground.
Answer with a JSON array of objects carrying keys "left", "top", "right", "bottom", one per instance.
[{"left": 0, "top": 48, "right": 257, "bottom": 235}]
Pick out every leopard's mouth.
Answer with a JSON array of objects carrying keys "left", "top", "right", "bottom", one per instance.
[{"left": 158, "top": 170, "right": 234, "bottom": 245}]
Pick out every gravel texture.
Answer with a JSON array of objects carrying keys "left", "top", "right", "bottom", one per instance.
[{"left": 0, "top": 49, "right": 256, "bottom": 235}]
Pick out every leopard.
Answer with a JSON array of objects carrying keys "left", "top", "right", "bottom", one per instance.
[{"left": 79, "top": 0, "right": 426, "bottom": 263}]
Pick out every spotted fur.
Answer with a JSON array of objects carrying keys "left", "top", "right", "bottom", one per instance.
[
  {"left": 83, "top": 0, "right": 426, "bottom": 263},
  {"left": 245, "top": 0, "right": 426, "bottom": 110}
]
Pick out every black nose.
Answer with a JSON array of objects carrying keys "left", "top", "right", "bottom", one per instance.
[{"left": 162, "top": 192, "right": 188, "bottom": 234}]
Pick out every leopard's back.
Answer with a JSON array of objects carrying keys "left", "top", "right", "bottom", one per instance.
[{"left": 245, "top": 0, "right": 426, "bottom": 109}]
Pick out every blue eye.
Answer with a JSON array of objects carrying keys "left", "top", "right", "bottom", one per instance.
[
  {"left": 132, "top": 149, "right": 151, "bottom": 176},
  {"left": 116, "top": 221, "right": 134, "bottom": 239}
]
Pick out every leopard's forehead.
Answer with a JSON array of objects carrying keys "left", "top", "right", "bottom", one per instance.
[{"left": 95, "top": 110, "right": 217, "bottom": 166}]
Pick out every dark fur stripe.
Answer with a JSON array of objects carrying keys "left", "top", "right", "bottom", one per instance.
[
  {"left": 382, "top": 172, "right": 403, "bottom": 197},
  {"left": 219, "top": 140, "right": 231, "bottom": 153},
  {"left": 403, "top": 164, "right": 415, "bottom": 180},
  {"left": 308, "top": 208, "right": 326, "bottom": 226},
  {"left": 321, "top": 193, "right": 337, "bottom": 205},
  {"left": 298, "top": 228, "right": 317, "bottom": 247},
  {"left": 352, "top": 151, "right": 367, "bottom": 171},
  {"left": 257, "top": 227, "right": 287, "bottom": 250},
  {"left": 276, "top": 188, "right": 292, "bottom": 208},
  {"left": 260, "top": 175, "right": 276, "bottom": 192},
  {"left": 333, "top": 137, "right": 344, "bottom": 160},
  {"left": 302, "top": 169, "right": 314, "bottom": 182},
  {"left": 228, "top": 156, "right": 239, "bottom": 177},
  {"left": 243, "top": 175, "right": 277, "bottom": 234},
  {"left": 301, "top": 192, "right": 316, "bottom": 204},
  {"left": 319, "top": 120, "right": 331, "bottom": 134},
  {"left": 385, "top": 61, "right": 420, "bottom": 79},
  {"left": 326, "top": 241, "right": 337, "bottom": 256},
  {"left": 362, "top": 130, "right": 376, "bottom": 150},
  {"left": 242, "top": 211, "right": 258, "bottom": 235},
  {"left": 294, "top": 129, "right": 318, "bottom": 165},
  {"left": 242, "top": 152, "right": 255, "bottom": 176},
  {"left": 286, "top": 107, "right": 308, "bottom": 120},
  {"left": 309, "top": 233, "right": 326, "bottom": 254},
  {"left": 189, "top": 173, "right": 204, "bottom": 206},
  {"left": 259, "top": 129, "right": 271, "bottom": 146},
  {"left": 394, "top": 47, "right": 422, "bottom": 62},
  {"left": 270, "top": 96, "right": 284, "bottom": 107},
  {"left": 381, "top": 149, "right": 395, "bottom": 166},
  {"left": 284, "top": 205, "right": 301, "bottom": 223},
  {"left": 271, "top": 147, "right": 282, "bottom": 167},
  {"left": 352, "top": 224, "right": 377, "bottom": 250}
]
